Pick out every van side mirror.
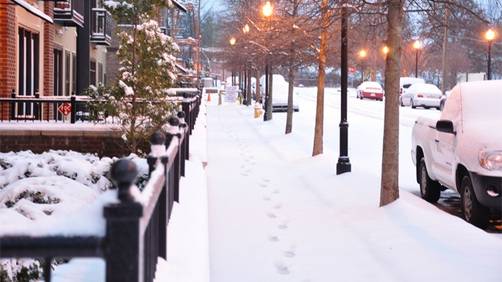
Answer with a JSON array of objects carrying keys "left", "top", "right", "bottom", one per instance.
[{"left": 436, "top": 120, "right": 456, "bottom": 134}]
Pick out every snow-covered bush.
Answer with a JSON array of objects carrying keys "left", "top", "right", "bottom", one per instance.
[
  {"left": 0, "top": 150, "right": 149, "bottom": 280},
  {"left": 90, "top": 0, "right": 179, "bottom": 154}
]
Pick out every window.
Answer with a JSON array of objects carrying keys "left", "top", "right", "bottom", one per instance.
[
  {"left": 17, "top": 27, "right": 39, "bottom": 117},
  {"left": 98, "top": 62, "right": 104, "bottom": 85},
  {"left": 72, "top": 53, "right": 77, "bottom": 95},
  {"left": 90, "top": 60, "right": 97, "bottom": 86},
  {"left": 65, "top": 51, "right": 71, "bottom": 96},
  {"left": 54, "top": 49, "right": 63, "bottom": 96}
]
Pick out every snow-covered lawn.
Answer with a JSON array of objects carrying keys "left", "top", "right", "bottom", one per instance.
[{"left": 204, "top": 90, "right": 502, "bottom": 282}]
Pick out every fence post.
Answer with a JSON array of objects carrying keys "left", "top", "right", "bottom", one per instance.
[
  {"left": 70, "top": 95, "right": 76, "bottom": 124},
  {"left": 10, "top": 89, "right": 15, "bottom": 120},
  {"left": 148, "top": 131, "right": 168, "bottom": 260},
  {"left": 165, "top": 116, "right": 181, "bottom": 203},
  {"left": 104, "top": 159, "right": 144, "bottom": 282},
  {"left": 177, "top": 111, "right": 188, "bottom": 175}
]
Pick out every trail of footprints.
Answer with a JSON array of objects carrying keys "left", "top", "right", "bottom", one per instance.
[
  {"left": 259, "top": 177, "right": 302, "bottom": 278},
  {"left": 231, "top": 128, "right": 309, "bottom": 281}
]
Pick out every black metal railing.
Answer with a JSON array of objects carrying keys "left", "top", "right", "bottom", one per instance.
[
  {"left": 91, "top": 8, "right": 113, "bottom": 46},
  {"left": 53, "top": 0, "right": 85, "bottom": 27},
  {"left": 0, "top": 96, "right": 202, "bottom": 282},
  {"left": 0, "top": 89, "right": 201, "bottom": 124}
]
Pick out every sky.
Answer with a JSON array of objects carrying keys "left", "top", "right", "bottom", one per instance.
[{"left": 201, "top": 0, "right": 224, "bottom": 12}]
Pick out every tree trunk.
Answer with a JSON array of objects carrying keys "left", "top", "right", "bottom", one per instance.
[
  {"left": 285, "top": 0, "right": 298, "bottom": 135},
  {"left": 441, "top": 5, "right": 449, "bottom": 93},
  {"left": 246, "top": 64, "right": 252, "bottom": 105},
  {"left": 380, "top": 0, "right": 403, "bottom": 207},
  {"left": 255, "top": 69, "right": 261, "bottom": 103},
  {"left": 312, "top": 0, "right": 329, "bottom": 156},
  {"left": 286, "top": 64, "right": 295, "bottom": 134}
]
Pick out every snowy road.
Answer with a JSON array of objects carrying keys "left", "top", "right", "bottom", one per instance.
[{"left": 205, "top": 92, "right": 502, "bottom": 282}]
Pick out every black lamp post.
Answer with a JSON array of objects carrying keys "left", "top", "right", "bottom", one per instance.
[
  {"left": 262, "top": 1, "right": 273, "bottom": 121},
  {"left": 485, "top": 29, "right": 496, "bottom": 80},
  {"left": 336, "top": 4, "right": 351, "bottom": 175}
]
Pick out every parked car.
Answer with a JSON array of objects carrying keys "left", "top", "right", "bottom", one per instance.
[
  {"left": 400, "top": 83, "right": 442, "bottom": 109},
  {"left": 356, "top": 81, "right": 384, "bottom": 101},
  {"left": 400, "top": 77, "right": 425, "bottom": 96},
  {"left": 260, "top": 74, "right": 299, "bottom": 112},
  {"left": 411, "top": 80, "right": 502, "bottom": 228}
]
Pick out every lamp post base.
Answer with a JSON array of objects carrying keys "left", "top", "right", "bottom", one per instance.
[{"left": 336, "top": 157, "right": 351, "bottom": 175}]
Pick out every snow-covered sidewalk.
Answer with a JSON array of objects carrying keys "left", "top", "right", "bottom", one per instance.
[{"left": 206, "top": 102, "right": 502, "bottom": 282}]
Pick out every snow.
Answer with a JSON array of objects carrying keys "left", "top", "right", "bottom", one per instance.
[
  {"left": 13, "top": 0, "right": 53, "bottom": 23},
  {"left": 201, "top": 88, "right": 502, "bottom": 282},
  {"left": 0, "top": 150, "right": 148, "bottom": 236}
]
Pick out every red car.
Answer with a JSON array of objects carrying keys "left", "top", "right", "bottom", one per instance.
[{"left": 357, "top": 81, "right": 384, "bottom": 101}]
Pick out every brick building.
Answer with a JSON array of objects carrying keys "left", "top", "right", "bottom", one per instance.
[{"left": 0, "top": 0, "right": 111, "bottom": 121}]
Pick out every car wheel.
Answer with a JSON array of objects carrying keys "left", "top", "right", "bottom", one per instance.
[
  {"left": 460, "top": 175, "right": 489, "bottom": 229},
  {"left": 411, "top": 98, "right": 417, "bottom": 109},
  {"left": 400, "top": 97, "right": 404, "bottom": 107},
  {"left": 418, "top": 158, "right": 441, "bottom": 203}
]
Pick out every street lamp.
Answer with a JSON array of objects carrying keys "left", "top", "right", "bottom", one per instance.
[
  {"left": 262, "top": 1, "right": 273, "bottom": 17},
  {"left": 413, "top": 40, "right": 422, "bottom": 78},
  {"left": 262, "top": 1, "right": 274, "bottom": 121},
  {"left": 382, "top": 46, "right": 390, "bottom": 57},
  {"left": 485, "top": 28, "right": 496, "bottom": 80},
  {"left": 229, "top": 37, "right": 236, "bottom": 46},
  {"left": 358, "top": 49, "right": 368, "bottom": 82},
  {"left": 336, "top": 4, "right": 351, "bottom": 175},
  {"left": 243, "top": 24, "right": 250, "bottom": 34}
]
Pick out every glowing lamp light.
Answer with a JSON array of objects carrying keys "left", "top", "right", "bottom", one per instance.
[
  {"left": 229, "top": 37, "right": 236, "bottom": 46},
  {"left": 413, "top": 40, "right": 422, "bottom": 50},
  {"left": 262, "top": 1, "right": 273, "bottom": 17},
  {"left": 243, "top": 24, "right": 250, "bottom": 34},
  {"left": 485, "top": 29, "right": 496, "bottom": 42},
  {"left": 358, "top": 49, "right": 368, "bottom": 59}
]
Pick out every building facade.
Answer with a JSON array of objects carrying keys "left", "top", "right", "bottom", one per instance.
[{"left": 0, "top": 0, "right": 111, "bottom": 120}]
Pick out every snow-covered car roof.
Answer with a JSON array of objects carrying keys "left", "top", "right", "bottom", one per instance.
[
  {"left": 458, "top": 80, "right": 502, "bottom": 121},
  {"left": 408, "top": 83, "right": 441, "bottom": 94},
  {"left": 358, "top": 81, "right": 383, "bottom": 90}
]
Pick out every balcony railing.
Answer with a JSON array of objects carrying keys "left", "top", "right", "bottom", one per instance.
[
  {"left": 53, "top": 0, "right": 84, "bottom": 27},
  {"left": 90, "top": 8, "right": 113, "bottom": 46}
]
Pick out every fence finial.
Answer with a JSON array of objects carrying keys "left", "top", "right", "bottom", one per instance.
[
  {"left": 111, "top": 159, "right": 138, "bottom": 202},
  {"left": 150, "top": 130, "right": 166, "bottom": 146},
  {"left": 168, "top": 115, "right": 180, "bottom": 127}
]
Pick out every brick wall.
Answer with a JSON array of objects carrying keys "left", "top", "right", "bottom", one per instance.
[
  {"left": 43, "top": 2, "right": 54, "bottom": 98},
  {"left": 0, "top": 131, "right": 130, "bottom": 157},
  {"left": 0, "top": 1, "right": 16, "bottom": 120}
]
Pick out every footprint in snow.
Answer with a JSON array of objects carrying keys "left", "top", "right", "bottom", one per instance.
[
  {"left": 283, "top": 250, "right": 296, "bottom": 258},
  {"left": 278, "top": 222, "right": 288, "bottom": 230},
  {"left": 241, "top": 172, "right": 249, "bottom": 176},
  {"left": 259, "top": 183, "right": 268, "bottom": 188},
  {"left": 269, "top": 235, "right": 280, "bottom": 242},
  {"left": 273, "top": 189, "right": 280, "bottom": 194},
  {"left": 263, "top": 196, "right": 271, "bottom": 201},
  {"left": 266, "top": 212, "right": 277, "bottom": 219},
  {"left": 274, "top": 262, "right": 290, "bottom": 275},
  {"left": 273, "top": 204, "right": 282, "bottom": 210}
]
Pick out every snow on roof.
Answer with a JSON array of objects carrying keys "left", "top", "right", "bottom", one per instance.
[
  {"left": 12, "top": 0, "right": 53, "bottom": 23},
  {"left": 170, "top": 0, "right": 188, "bottom": 12}
]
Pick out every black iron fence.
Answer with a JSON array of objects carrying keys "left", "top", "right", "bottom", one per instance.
[
  {"left": 0, "top": 90, "right": 201, "bottom": 125},
  {"left": 0, "top": 96, "right": 201, "bottom": 282}
]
